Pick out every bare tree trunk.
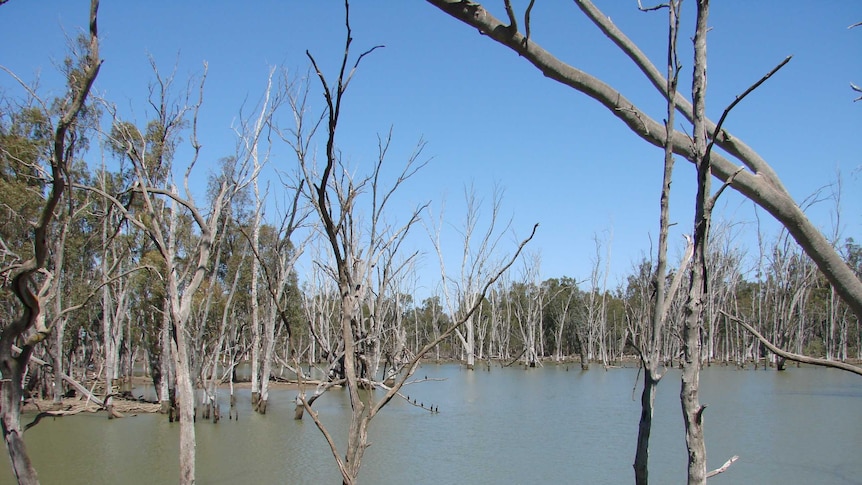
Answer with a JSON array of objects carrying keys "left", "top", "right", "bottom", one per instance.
[
  {"left": 51, "top": 318, "right": 66, "bottom": 407},
  {"left": 634, "top": 3, "right": 681, "bottom": 482},
  {"left": 159, "top": 302, "right": 173, "bottom": 414},
  {"left": 681, "top": 3, "right": 709, "bottom": 483},
  {"left": 250, "top": 203, "right": 262, "bottom": 409}
]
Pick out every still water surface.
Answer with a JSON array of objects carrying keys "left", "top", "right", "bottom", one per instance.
[{"left": 3, "top": 364, "right": 860, "bottom": 484}]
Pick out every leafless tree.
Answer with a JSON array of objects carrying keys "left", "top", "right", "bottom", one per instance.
[
  {"left": 581, "top": 231, "right": 613, "bottom": 367},
  {"left": 429, "top": 184, "right": 510, "bottom": 370},
  {"left": 293, "top": 4, "right": 430, "bottom": 480},
  {"left": 291, "top": 5, "right": 536, "bottom": 483},
  {"left": 511, "top": 252, "right": 544, "bottom": 366},
  {"left": 677, "top": 5, "right": 711, "bottom": 480},
  {"left": 632, "top": 2, "right": 690, "bottom": 480},
  {"left": 426, "top": 0, "right": 862, "bottom": 327}
]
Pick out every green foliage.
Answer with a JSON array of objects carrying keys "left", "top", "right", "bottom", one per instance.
[{"left": 0, "top": 106, "right": 52, "bottom": 260}]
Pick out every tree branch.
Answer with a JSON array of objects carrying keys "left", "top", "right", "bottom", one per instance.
[
  {"left": 720, "top": 310, "right": 862, "bottom": 376},
  {"left": 426, "top": 0, "right": 862, "bottom": 321},
  {"left": 706, "top": 455, "right": 739, "bottom": 478}
]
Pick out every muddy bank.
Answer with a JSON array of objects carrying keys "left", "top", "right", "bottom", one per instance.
[{"left": 22, "top": 377, "right": 307, "bottom": 417}]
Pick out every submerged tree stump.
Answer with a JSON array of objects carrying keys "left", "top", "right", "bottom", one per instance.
[{"left": 294, "top": 395, "right": 304, "bottom": 420}]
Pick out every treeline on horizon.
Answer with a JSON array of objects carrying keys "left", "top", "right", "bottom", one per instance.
[
  {"left": 0, "top": 34, "right": 859, "bottom": 409},
  {"left": 2, "top": 98, "right": 859, "bottom": 399}
]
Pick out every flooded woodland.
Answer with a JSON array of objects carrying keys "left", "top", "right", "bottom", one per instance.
[
  {"left": 3, "top": 364, "right": 860, "bottom": 484},
  {"left": 1, "top": 1, "right": 860, "bottom": 484}
]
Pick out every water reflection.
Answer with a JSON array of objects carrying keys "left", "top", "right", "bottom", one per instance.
[{"left": 2, "top": 365, "right": 860, "bottom": 484}]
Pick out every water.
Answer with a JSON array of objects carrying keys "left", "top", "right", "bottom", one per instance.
[{"left": 2, "top": 364, "right": 860, "bottom": 484}]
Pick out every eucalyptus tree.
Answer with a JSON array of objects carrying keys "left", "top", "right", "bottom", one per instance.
[
  {"left": 46, "top": 167, "right": 103, "bottom": 406},
  {"left": 0, "top": 101, "right": 102, "bottom": 407},
  {"left": 97, "top": 60, "right": 260, "bottom": 484},
  {"left": 426, "top": 0, "right": 862, "bottom": 323},
  {"left": 130, "top": 247, "right": 170, "bottom": 409},
  {"left": 290, "top": 6, "right": 435, "bottom": 480},
  {"left": 0, "top": 106, "right": 52, "bottom": 271},
  {"left": 0, "top": 1, "right": 100, "bottom": 482},
  {"left": 581, "top": 232, "right": 612, "bottom": 367},
  {"left": 287, "top": 5, "right": 536, "bottom": 482},
  {"left": 542, "top": 277, "right": 580, "bottom": 362},
  {"left": 510, "top": 252, "right": 545, "bottom": 366},
  {"left": 225, "top": 68, "right": 311, "bottom": 414},
  {"left": 430, "top": 184, "right": 510, "bottom": 370},
  {"left": 301, "top": 242, "right": 340, "bottom": 367}
]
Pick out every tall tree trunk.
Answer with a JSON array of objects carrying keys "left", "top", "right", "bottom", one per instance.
[
  {"left": 681, "top": 2, "right": 710, "bottom": 483},
  {"left": 159, "top": 302, "right": 173, "bottom": 414},
  {"left": 634, "top": 369, "right": 660, "bottom": 484},
  {"left": 170, "top": 306, "right": 197, "bottom": 485},
  {"left": 52, "top": 319, "right": 66, "bottom": 407},
  {"left": 258, "top": 306, "right": 276, "bottom": 414},
  {"left": 634, "top": 2, "right": 681, "bottom": 482},
  {"left": 1, "top": 344, "right": 38, "bottom": 485},
  {"left": 165, "top": 201, "right": 197, "bottom": 485},
  {"left": 250, "top": 214, "right": 261, "bottom": 408}
]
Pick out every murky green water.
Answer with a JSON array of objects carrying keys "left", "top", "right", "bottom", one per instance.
[{"left": 2, "top": 364, "right": 860, "bottom": 484}]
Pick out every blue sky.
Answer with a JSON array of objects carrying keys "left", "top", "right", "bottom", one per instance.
[{"left": 2, "top": 1, "right": 860, "bottom": 296}]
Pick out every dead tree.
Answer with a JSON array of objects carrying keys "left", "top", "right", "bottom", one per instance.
[
  {"left": 633, "top": 2, "right": 686, "bottom": 483},
  {"left": 425, "top": 0, "right": 862, "bottom": 327},
  {"left": 429, "top": 184, "right": 510, "bottom": 370},
  {"left": 292, "top": 5, "right": 535, "bottom": 483}
]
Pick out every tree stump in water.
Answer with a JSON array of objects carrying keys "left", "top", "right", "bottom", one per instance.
[
  {"left": 229, "top": 394, "right": 238, "bottom": 420},
  {"left": 294, "top": 395, "right": 304, "bottom": 420}
]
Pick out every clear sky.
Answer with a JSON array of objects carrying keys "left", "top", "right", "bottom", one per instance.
[{"left": 2, "top": 1, "right": 860, "bottom": 297}]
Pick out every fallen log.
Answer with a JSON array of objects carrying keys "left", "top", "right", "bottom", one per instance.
[{"left": 13, "top": 344, "right": 105, "bottom": 407}]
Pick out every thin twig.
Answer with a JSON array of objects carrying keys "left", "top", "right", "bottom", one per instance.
[
  {"left": 706, "top": 455, "right": 739, "bottom": 478},
  {"left": 523, "top": 0, "right": 536, "bottom": 46},
  {"left": 705, "top": 56, "right": 792, "bottom": 162}
]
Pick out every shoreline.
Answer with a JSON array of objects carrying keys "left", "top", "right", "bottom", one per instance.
[{"left": 21, "top": 357, "right": 861, "bottom": 417}]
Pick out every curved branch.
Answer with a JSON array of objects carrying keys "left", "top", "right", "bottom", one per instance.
[
  {"left": 721, "top": 310, "right": 862, "bottom": 377},
  {"left": 425, "top": 0, "right": 862, "bottom": 320}
]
